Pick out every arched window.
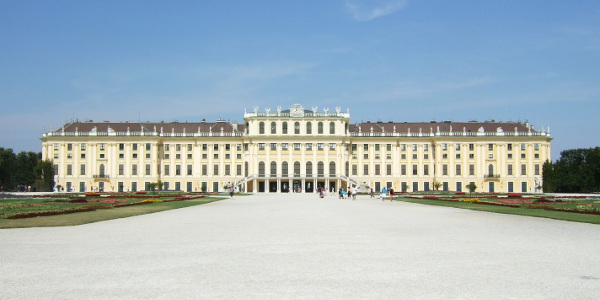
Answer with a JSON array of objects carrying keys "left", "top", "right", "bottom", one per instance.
[
  {"left": 317, "top": 161, "right": 325, "bottom": 177},
  {"left": 99, "top": 164, "right": 105, "bottom": 176},
  {"left": 318, "top": 122, "right": 324, "bottom": 134},
  {"left": 282, "top": 122, "right": 288, "bottom": 134},
  {"left": 329, "top": 161, "right": 336, "bottom": 177},
  {"left": 306, "top": 122, "right": 312, "bottom": 134},
  {"left": 306, "top": 161, "right": 313, "bottom": 177},
  {"left": 294, "top": 161, "right": 301, "bottom": 176},
  {"left": 258, "top": 162, "right": 265, "bottom": 177},
  {"left": 282, "top": 161, "right": 288, "bottom": 177},
  {"left": 271, "top": 122, "right": 277, "bottom": 134},
  {"left": 271, "top": 161, "right": 277, "bottom": 177},
  {"left": 488, "top": 164, "right": 494, "bottom": 177},
  {"left": 259, "top": 122, "right": 265, "bottom": 134},
  {"left": 330, "top": 122, "right": 335, "bottom": 134},
  {"left": 294, "top": 122, "right": 300, "bottom": 134}
]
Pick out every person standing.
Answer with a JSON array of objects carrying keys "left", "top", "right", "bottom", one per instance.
[
  {"left": 389, "top": 188, "right": 395, "bottom": 201},
  {"left": 380, "top": 186, "right": 387, "bottom": 201},
  {"left": 229, "top": 186, "right": 235, "bottom": 198},
  {"left": 352, "top": 186, "right": 358, "bottom": 200},
  {"left": 347, "top": 187, "right": 352, "bottom": 200}
]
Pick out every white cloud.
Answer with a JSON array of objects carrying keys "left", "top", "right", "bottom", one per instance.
[{"left": 345, "top": 0, "right": 409, "bottom": 22}]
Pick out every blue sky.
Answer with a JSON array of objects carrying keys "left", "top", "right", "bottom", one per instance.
[{"left": 1, "top": 0, "right": 599, "bottom": 159}]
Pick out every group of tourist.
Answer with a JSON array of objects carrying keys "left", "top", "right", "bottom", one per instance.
[{"left": 316, "top": 186, "right": 395, "bottom": 201}]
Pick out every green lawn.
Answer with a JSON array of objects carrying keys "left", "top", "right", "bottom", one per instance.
[
  {"left": 396, "top": 197, "right": 600, "bottom": 224},
  {"left": 0, "top": 196, "right": 225, "bottom": 229}
]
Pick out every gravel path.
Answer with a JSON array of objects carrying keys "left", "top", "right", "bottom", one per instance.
[{"left": 1, "top": 193, "right": 599, "bottom": 299}]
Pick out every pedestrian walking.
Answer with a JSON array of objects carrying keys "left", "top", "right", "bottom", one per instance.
[{"left": 380, "top": 187, "right": 387, "bottom": 201}]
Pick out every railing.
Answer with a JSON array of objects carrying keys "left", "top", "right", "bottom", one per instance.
[{"left": 93, "top": 174, "right": 110, "bottom": 179}]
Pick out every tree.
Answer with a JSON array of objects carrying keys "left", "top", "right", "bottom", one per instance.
[
  {"left": 466, "top": 183, "right": 477, "bottom": 197},
  {"left": 34, "top": 159, "right": 54, "bottom": 192},
  {"left": 432, "top": 180, "right": 442, "bottom": 191},
  {"left": 542, "top": 160, "right": 556, "bottom": 193}
]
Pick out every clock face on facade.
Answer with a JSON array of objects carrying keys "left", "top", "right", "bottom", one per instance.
[{"left": 290, "top": 104, "right": 305, "bottom": 117}]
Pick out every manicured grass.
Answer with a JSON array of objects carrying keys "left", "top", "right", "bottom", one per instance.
[
  {"left": 396, "top": 197, "right": 600, "bottom": 225},
  {"left": 0, "top": 197, "right": 225, "bottom": 229}
]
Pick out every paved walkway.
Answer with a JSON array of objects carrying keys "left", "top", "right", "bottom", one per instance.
[{"left": 1, "top": 193, "right": 599, "bottom": 299}]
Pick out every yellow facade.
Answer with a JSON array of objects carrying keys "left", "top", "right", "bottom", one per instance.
[{"left": 41, "top": 104, "right": 551, "bottom": 194}]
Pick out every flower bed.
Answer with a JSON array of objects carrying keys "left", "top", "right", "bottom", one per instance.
[{"left": 7, "top": 207, "right": 98, "bottom": 219}]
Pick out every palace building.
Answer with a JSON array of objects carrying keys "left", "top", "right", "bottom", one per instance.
[{"left": 41, "top": 104, "right": 552, "bottom": 194}]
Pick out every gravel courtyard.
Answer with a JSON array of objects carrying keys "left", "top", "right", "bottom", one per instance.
[{"left": 1, "top": 193, "right": 599, "bottom": 299}]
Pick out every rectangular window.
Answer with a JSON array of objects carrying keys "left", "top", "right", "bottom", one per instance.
[
  {"left": 164, "top": 165, "right": 170, "bottom": 176},
  {"left": 442, "top": 164, "right": 448, "bottom": 176},
  {"left": 214, "top": 164, "right": 219, "bottom": 175},
  {"left": 306, "top": 143, "right": 313, "bottom": 150},
  {"left": 165, "top": 144, "right": 170, "bottom": 151},
  {"left": 132, "top": 164, "right": 138, "bottom": 176},
  {"left": 225, "top": 165, "right": 231, "bottom": 176},
  {"left": 175, "top": 165, "right": 181, "bottom": 176},
  {"left": 352, "top": 164, "right": 358, "bottom": 176},
  {"left": 507, "top": 144, "right": 512, "bottom": 151},
  {"left": 363, "top": 164, "right": 369, "bottom": 175},
  {"left": 202, "top": 144, "right": 208, "bottom": 151},
  {"left": 237, "top": 164, "right": 242, "bottom": 176},
  {"left": 424, "top": 164, "right": 429, "bottom": 176},
  {"left": 456, "top": 144, "right": 461, "bottom": 151},
  {"left": 213, "top": 144, "right": 219, "bottom": 151},
  {"left": 534, "top": 144, "right": 540, "bottom": 150},
  {"left": 386, "top": 144, "right": 392, "bottom": 151},
  {"left": 202, "top": 164, "right": 207, "bottom": 176},
  {"left": 401, "top": 164, "right": 406, "bottom": 175},
  {"left": 146, "top": 164, "right": 151, "bottom": 176},
  {"left": 119, "top": 143, "right": 124, "bottom": 151},
  {"left": 442, "top": 144, "right": 447, "bottom": 151},
  {"left": 133, "top": 144, "right": 138, "bottom": 151},
  {"left": 364, "top": 144, "right": 369, "bottom": 151},
  {"left": 469, "top": 164, "right": 475, "bottom": 176},
  {"left": 146, "top": 143, "right": 151, "bottom": 151},
  {"left": 488, "top": 144, "right": 493, "bottom": 151},
  {"left": 469, "top": 144, "right": 474, "bottom": 151},
  {"left": 375, "top": 164, "right": 381, "bottom": 175},
  {"left": 522, "top": 182, "right": 528, "bottom": 193},
  {"left": 507, "top": 164, "right": 513, "bottom": 175},
  {"left": 375, "top": 144, "right": 380, "bottom": 151},
  {"left": 258, "top": 143, "right": 265, "bottom": 150},
  {"left": 424, "top": 144, "right": 429, "bottom": 151},
  {"left": 521, "top": 143, "right": 526, "bottom": 151},
  {"left": 119, "top": 164, "right": 124, "bottom": 175},
  {"left": 386, "top": 164, "right": 392, "bottom": 175},
  {"left": 401, "top": 144, "right": 406, "bottom": 151},
  {"left": 80, "top": 164, "right": 85, "bottom": 176},
  {"left": 294, "top": 143, "right": 301, "bottom": 150},
  {"left": 81, "top": 144, "right": 86, "bottom": 151},
  {"left": 329, "top": 143, "right": 336, "bottom": 150},
  {"left": 318, "top": 143, "right": 324, "bottom": 150},
  {"left": 412, "top": 144, "right": 417, "bottom": 151},
  {"left": 521, "top": 164, "right": 527, "bottom": 176},
  {"left": 282, "top": 143, "right": 288, "bottom": 150},
  {"left": 187, "top": 164, "right": 192, "bottom": 176},
  {"left": 67, "top": 164, "right": 72, "bottom": 175},
  {"left": 54, "top": 144, "right": 59, "bottom": 150},
  {"left": 534, "top": 164, "right": 540, "bottom": 175},
  {"left": 271, "top": 143, "right": 277, "bottom": 150},
  {"left": 412, "top": 164, "right": 418, "bottom": 175},
  {"left": 456, "top": 164, "right": 461, "bottom": 176}
]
